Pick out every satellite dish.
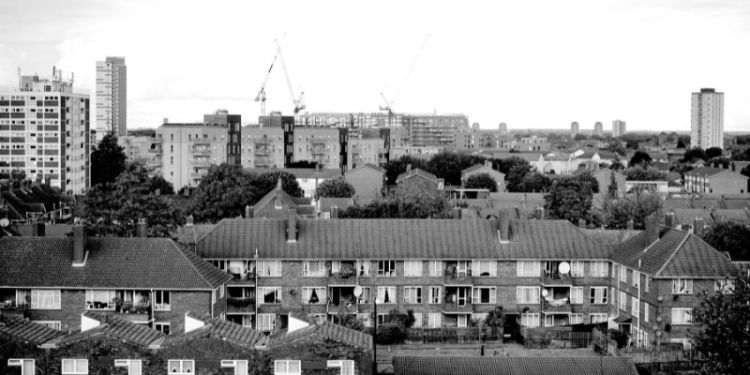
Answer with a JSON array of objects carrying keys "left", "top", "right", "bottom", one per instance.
[
  {"left": 541, "top": 289, "right": 549, "bottom": 298},
  {"left": 558, "top": 262, "right": 571, "bottom": 274},
  {"left": 0, "top": 218, "right": 8, "bottom": 227},
  {"left": 353, "top": 286, "right": 363, "bottom": 298}
]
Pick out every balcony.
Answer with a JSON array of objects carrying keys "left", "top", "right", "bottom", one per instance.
[
  {"left": 190, "top": 146, "right": 211, "bottom": 155},
  {"left": 227, "top": 297, "right": 256, "bottom": 314},
  {"left": 0, "top": 301, "right": 29, "bottom": 320},
  {"left": 443, "top": 265, "right": 473, "bottom": 285},
  {"left": 443, "top": 300, "right": 473, "bottom": 314},
  {"left": 328, "top": 262, "right": 357, "bottom": 285},
  {"left": 327, "top": 286, "right": 358, "bottom": 314},
  {"left": 227, "top": 271, "right": 256, "bottom": 286},
  {"left": 254, "top": 146, "right": 272, "bottom": 156},
  {"left": 113, "top": 302, "right": 150, "bottom": 322},
  {"left": 542, "top": 272, "right": 574, "bottom": 286}
]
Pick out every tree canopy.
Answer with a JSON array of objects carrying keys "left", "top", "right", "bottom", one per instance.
[
  {"left": 628, "top": 151, "right": 652, "bottom": 168},
  {"left": 186, "top": 164, "right": 260, "bottom": 223},
  {"left": 598, "top": 192, "right": 663, "bottom": 230},
  {"left": 702, "top": 221, "right": 750, "bottom": 261},
  {"left": 705, "top": 147, "right": 723, "bottom": 159},
  {"left": 253, "top": 170, "right": 304, "bottom": 198},
  {"left": 625, "top": 167, "right": 666, "bottom": 181},
  {"left": 316, "top": 178, "right": 355, "bottom": 198},
  {"left": 682, "top": 147, "right": 707, "bottom": 162},
  {"left": 543, "top": 173, "right": 599, "bottom": 224},
  {"left": 340, "top": 185, "right": 451, "bottom": 219},
  {"left": 464, "top": 173, "right": 498, "bottom": 192},
  {"left": 90, "top": 133, "right": 127, "bottom": 187}
]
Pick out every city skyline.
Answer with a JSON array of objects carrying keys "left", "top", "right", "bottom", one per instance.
[{"left": 1, "top": 0, "right": 749, "bottom": 132}]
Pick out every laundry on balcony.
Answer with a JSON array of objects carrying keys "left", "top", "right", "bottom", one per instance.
[{"left": 544, "top": 297, "right": 569, "bottom": 307}]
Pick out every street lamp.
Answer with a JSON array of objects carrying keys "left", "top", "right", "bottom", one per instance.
[{"left": 353, "top": 286, "right": 379, "bottom": 375}]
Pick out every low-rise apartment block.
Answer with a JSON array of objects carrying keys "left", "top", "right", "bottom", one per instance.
[{"left": 683, "top": 167, "right": 748, "bottom": 194}]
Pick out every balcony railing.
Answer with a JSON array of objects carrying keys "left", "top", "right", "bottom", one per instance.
[
  {"left": 443, "top": 269, "right": 473, "bottom": 285},
  {"left": 0, "top": 301, "right": 29, "bottom": 319},
  {"left": 227, "top": 297, "right": 256, "bottom": 313},
  {"left": 542, "top": 272, "right": 575, "bottom": 285},
  {"left": 443, "top": 298, "right": 473, "bottom": 313},
  {"left": 542, "top": 297, "right": 571, "bottom": 313}
]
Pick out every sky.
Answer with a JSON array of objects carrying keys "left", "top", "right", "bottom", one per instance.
[{"left": 1, "top": 0, "right": 749, "bottom": 132}]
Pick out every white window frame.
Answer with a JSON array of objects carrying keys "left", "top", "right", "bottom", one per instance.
[
  {"left": 403, "top": 260, "right": 423, "bottom": 277},
  {"left": 62, "top": 359, "right": 88, "bottom": 375},
  {"left": 644, "top": 303, "right": 650, "bottom": 323},
  {"left": 457, "top": 315, "right": 468, "bottom": 328},
  {"left": 429, "top": 260, "right": 443, "bottom": 277},
  {"left": 7, "top": 359, "right": 34, "bottom": 375},
  {"left": 472, "top": 286, "right": 497, "bottom": 304},
  {"left": 85, "top": 290, "right": 116, "bottom": 310},
  {"left": 671, "top": 308, "right": 692, "bottom": 325},
  {"left": 428, "top": 286, "right": 442, "bottom": 304},
  {"left": 402, "top": 286, "right": 422, "bottom": 304},
  {"left": 258, "top": 260, "right": 282, "bottom": 277},
  {"left": 714, "top": 279, "right": 735, "bottom": 294},
  {"left": 357, "top": 260, "right": 371, "bottom": 276},
  {"left": 590, "top": 261, "right": 608, "bottom": 278},
  {"left": 520, "top": 313, "right": 540, "bottom": 328},
  {"left": 377, "top": 260, "right": 395, "bottom": 276},
  {"left": 302, "top": 286, "right": 327, "bottom": 305},
  {"left": 412, "top": 312, "right": 423, "bottom": 327},
  {"left": 472, "top": 260, "right": 497, "bottom": 277},
  {"left": 221, "top": 360, "right": 249, "bottom": 375},
  {"left": 327, "top": 360, "right": 355, "bottom": 375},
  {"left": 619, "top": 291, "right": 627, "bottom": 311},
  {"left": 670, "top": 338, "right": 692, "bottom": 350},
  {"left": 377, "top": 286, "right": 396, "bottom": 304},
  {"left": 516, "top": 286, "right": 540, "bottom": 304},
  {"left": 632, "top": 270, "right": 640, "bottom": 288},
  {"left": 114, "top": 359, "right": 142, "bottom": 375},
  {"left": 258, "top": 313, "right": 277, "bottom": 331},
  {"left": 155, "top": 322, "right": 170, "bottom": 335},
  {"left": 30, "top": 289, "right": 61, "bottom": 310},
  {"left": 154, "top": 290, "right": 170, "bottom": 311},
  {"left": 570, "top": 313, "right": 584, "bottom": 325},
  {"left": 672, "top": 279, "right": 693, "bottom": 294},
  {"left": 590, "top": 313, "right": 608, "bottom": 324},
  {"left": 275, "top": 360, "right": 301, "bottom": 375},
  {"left": 619, "top": 265, "right": 627, "bottom": 283},
  {"left": 32, "top": 320, "right": 61, "bottom": 330},
  {"left": 303, "top": 261, "right": 327, "bottom": 277},
  {"left": 589, "top": 287, "right": 608, "bottom": 304},
  {"left": 516, "top": 261, "right": 540, "bottom": 277},
  {"left": 570, "top": 261, "right": 584, "bottom": 278},
  {"left": 427, "top": 312, "right": 442, "bottom": 328},
  {"left": 167, "top": 360, "right": 195, "bottom": 375},
  {"left": 631, "top": 296, "right": 639, "bottom": 316},
  {"left": 258, "top": 287, "right": 282, "bottom": 304},
  {"left": 611, "top": 287, "right": 616, "bottom": 306}
]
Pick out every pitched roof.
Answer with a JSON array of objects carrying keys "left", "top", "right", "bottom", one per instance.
[
  {"left": 0, "top": 237, "right": 231, "bottom": 289},
  {"left": 671, "top": 209, "right": 713, "bottom": 225},
  {"left": 268, "top": 321, "right": 372, "bottom": 350},
  {"left": 686, "top": 167, "right": 746, "bottom": 179},
  {"left": 346, "top": 163, "right": 384, "bottom": 175},
  {"left": 49, "top": 312, "right": 165, "bottom": 348},
  {"left": 613, "top": 228, "right": 737, "bottom": 278},
  {"left": 318, "top": 197, "right": 355, "bottom": 212},
  {"left": 246, "top": 168, "right": 341, "bottom": 180},
  {"left": 396, "top": 168, "right": 438, "bottom": 184},
  {"left": 392, "top": 356, "right": 638, "bottom": 375},
  {"left": 0, "top": 317, "right": 66, "bottom": 345},
  {"left": 195, "top": 218, "right": 612, "bottom": 260},
  {"left": 162, "top": 313, "right": 265, "bottom": 348},
  {"left": 175, "top": 224, "right": 216, "bottom": 245}
]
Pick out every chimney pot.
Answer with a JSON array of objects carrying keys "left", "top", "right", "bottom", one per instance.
[
  {"left": 578, "top": 218, "right": 586, "bottom": 229},
  {"left": 406, "top": 164, "right": 412, "bottom": 172},
  {"left": 535, "top": 207, "right": 544, "bottom": 220},
  {"left": 330, "top": 205, "right": 339, "bottom": 219},
  {"left": 498, "top": 209, "right": 511, "bottom": 243},
  {"left": 245, "top": 205, "right": 253, "bottom": 219},
  {"left": 694, "top": 217, "right": 705, "bottom": 236},
  {"left": 665, "top": 212, "right": 675, "bottom": 228},
  {"left": 645, "top": 214, "right": 659, "bottom": 245},
  {"left": 73, "top": 225, "right": 86, "bottom": 266},
  {"left": 484, "top": 160, "right": 492, "bottom": 168},
  {"left": 186, "top": 215, "right": 194, "bottom": 226},
  {"left": 626, "top": 219, "right": 634, "bottom": 231},
  {"left": 137, "top": 218, "right": 147, "bottom": 238}
]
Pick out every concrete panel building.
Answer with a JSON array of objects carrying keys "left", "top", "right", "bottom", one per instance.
[
  {"left": 157, "top": 122, "right": 230, "bottom": 191},
  {"left": 241, "top": 125, "right": 285, "bottom": 169},
  {"left": 594, "top": 122, "right": 603, "bottom": 136},
  {"left": 684, "top": 167, "right": 748, "bottom": 194},
  {"left": 612, "top": 120, "right": 626, "bottom": 137},
  {"left": 690, "top": 88, "right": 724, "bottom": 149},
  {"left": 95, "top": 57, "right": 126, "bottom": 141},
  {"left": 570, "top": 122, "right": 579, "bottom": 138}
]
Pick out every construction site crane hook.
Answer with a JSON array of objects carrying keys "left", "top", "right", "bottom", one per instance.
[{"left": 275, "top": 38, "right": 306, "bottom": 115}]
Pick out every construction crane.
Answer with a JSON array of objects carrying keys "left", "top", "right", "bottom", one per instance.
[
  {"left": 254, "top": 47, "right": 279, "bottom": 117},
  {"left": 275, "top": 38, "right": 306, "bottom": 115},
  {"left": 379, "top": 34, "right": 431, "bottom": 126}
]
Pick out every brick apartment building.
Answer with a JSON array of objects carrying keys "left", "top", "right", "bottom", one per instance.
[{"left": 0, "top": 226, "right": 231, "bottom": 334}]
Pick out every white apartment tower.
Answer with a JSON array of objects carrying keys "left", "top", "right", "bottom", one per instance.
[
  {"left": 96, "top": 57, "right": 127, "bottom": 142},
  {"left": 0, "top": 68, "right": 91, "bottom": 193},
  {"left": 570, "top": 121, "right": 579, "bottom": 138},
  {"left": 594, "top": 121, "right": 603, "bottom": 136},
  {"left": 612, "top": 120, "right": 626, "bottom": 137},
  {"left": 690, "top": 88, "right": 724, "bottom": 149}
]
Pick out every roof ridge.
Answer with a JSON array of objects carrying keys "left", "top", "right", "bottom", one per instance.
[
  {"left": 195, "top": 218, "right": 227, "bottom": 243},
  {"left": 169, "top": 239, "right": 218, "bottom": 289},
  {"left": 654, "top": 230, "right": 691, "bottom": 277}
]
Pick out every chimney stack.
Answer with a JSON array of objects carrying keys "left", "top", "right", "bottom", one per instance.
[
  {"left": 245, "top": 205, "right": 253, "bottom": 219},
  {"left": 694, "top": 217, "right": 705, "bottom": 236},
  {"left": 626, "top": 219, "right": 634, "bottom": 231},
  {"left": 645, "top": 214, "right": 659, "bottom": 245},
  {"left": 578, "top": 218, "right": 586, "bottom": 229},
  {"left": 535, "top": 207, "right": 544, "bottom": 220},
  {"left": 484, "top": 160, "right": 492, "bottom": 168},
  {"left": 498, "top": 209, "right": 511, "bottom": 243},
  {"left": 286, "top": 208, "right": 298, "bottom": 242},
  {"left": 406, "top": 164, "right": 412, "bottom": 172},
  {"left": 32, "top": 222, "right": 45, "bottom": 237},
  {"left": 665, "top": 211, "right": 675, "bottom": 228},
  {"left": 452, "top": 207, "right": 462, "bottom": 219},
  {"left": 73, "top": 224, "right": 86, "bottom": 266},
  {"left": 331, "top": 206, "right": 339, "bottom": 219},
  {"left": 186, "top": 215, "right": 194, "bottom": 226},
  {"left": 137, "top": 218, "right": 147, "bottom": 238}
]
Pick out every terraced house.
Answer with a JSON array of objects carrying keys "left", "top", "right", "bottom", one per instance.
[
  {"left": 0, "top": 226, "right": 231, "bottom": 334},
  {"left": 194, "top": 209, "right": 616, "bottom": 335}
]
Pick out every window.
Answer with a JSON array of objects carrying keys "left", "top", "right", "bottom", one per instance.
[
  {"left": 590, "top": 287, "right": 608, "bottom": 304},
  {"left": 472, "top": 260, "right": 497, "bottom": 277},
  {"left": 357, "top": 260, "right": 371, "bottom": 276},
  {"left": 632, "top": 271, "right": 640, "bottom": 288},
  {"left": 645, "top": 276, "right": 651, "bottom": 292},
  {"left": 377, "top": 286, "right": 396, "bottom": 304},
  {"left": 303, "top": 261, "right": 327, "bottom": 277},
  {"left": 62, "top": 359, "right": 88, "bottom": 374},
  {"left": 302, "top": 287, "right": 326, "bottom": 304},
  {"left": 377, "top": 260, "right": 395, "bottom": 276},
  {"left": 714, "top": 279, "right": 735, "bottom": 294},
  {"left": 275, "top": 360, "right": 301, "bottom": 375},
  {"left": 258, "top": 260, "right": 282, "bottom": 277},
  {"left": 155, "top": 322, "right": 170, "bottom": 334},
  {"left": 619, "top": 265, "right": 627, "bottom": 283},
  {"left": 403, "top": 260, "right": 423, "bottom": 277},
  {"left": 427, "top": 312, "right": 442, "bottom": 328},
  {"left": 114, "top": 359, "right": 142, "bottom": 375},
  {"left": 517, "top": 261, "right": 540, "bottom": 277},
  {"left": 590, "top": 313, "right": 608, "bottom": 324},
  {"left": 258, "top": 287, "right": 282, "bottom": 304},
  {"left": 33, "top": 320, "right": 61, "bottom": 330},
  {"left": 154, "top": 290, "right": 170, "bottom": 311},
  {"left": 619, "top": 291, "right": 627, "bottom": 311},
  {"left": 570, "top": 261, "right": 584, "bottom": 278},
  {"left": 670, "top": 338, "right": 692, "bottom": 350},
  {"left": 611, "top": 287, "right": 616, "bottom": 306},
  {"left": 7, "top": 359, "right": 34, "bottom": 375},
  {"left": 570, "top": 287, "right": 583, "bottom": 304},
  {"left": 644, "top": 303, "right": 650, "bottom": 323},
  {"left": 168, "top": 360, "right": 195, "bottom": 374},
  {"left": 520, "top": 313, "right": 540, "bottom": 328},
  {"left": 355, "top": 287, "right": 370, "bottom": 304},
  {"left": 85, "top": 290, "right": 116, "bottom": 310},
  {"left": 428, "top": 287, "right": 442, "bottom": 304},
  {"left": 631, "top": 296, "right": 639, "bottom": 316},
  {"left": 412, "top": 312, "right": 423, "bottom": 327},
  {"left": 327, "top": 360, "right": 355, "bottom": 375},
  {"left": 570, "top": 313, "right": 584, "bottom": 325},
  {"left": 221, "top": 360, "right": 248, "bottom": 375},
  {"left": 672, "top": 279, "right": 693, "bottom": 294},
  {"left": 590, "top": 261, "right": 608, "bottom": 277},
  {"left": 671, "top": 308, "right": 692, "bottom": 325},
  {"left": 472, "top": 287, "right": 497, "bottom": 304},
  {"left": 516, "top": 286, "right": 540, "bottom": 304},
  {"left": 30, "top": 289, "right": 61, "bottom": 310},
  {"left": 429, "top": 260, "right": 443, "bottom": 277},
  {"left": 258, "top": 314, "right": 276, "bottom": 331},
  {"left": 403, "top": 286, "right": 422, "bottom": 304}
]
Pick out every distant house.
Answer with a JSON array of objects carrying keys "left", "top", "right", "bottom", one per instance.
[
  {"left": 246, "top": 167, "right": 341, "bottom": 199},
  {"left": 591, "top": 169, "right": 626, "bottom": 197},
  {"left": 344, "top": 163, "right": 385, "bottom": 202},
  {"left": 395, "top": 165, "right": 444, "bottom": 193},
  {"left": 252, "top": 179, "right": 316, "bottom": 218},
  {"left": 684, "top": 167, "right": 748, "bottom": 194},
  {"left": 461, "top": 160, "right": 506, "bottom": 192}
]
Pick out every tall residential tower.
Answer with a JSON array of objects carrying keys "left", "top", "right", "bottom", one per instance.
[
  {"left": 96, "top": 57, "right": 127, "bottom": 142},
  {"left": 612, "top": 120, "right": 626, "bottom": 137},
  {"left": 690, "top": 88, "right": 724, "bottom": 149}
]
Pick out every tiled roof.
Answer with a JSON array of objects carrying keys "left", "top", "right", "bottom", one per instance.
[
  {"left": 613, "top": 228, "right": 736, "bottom": 278},
  {"left": 0, "top": 237, "right": 231, "bottom": 289},
  {"left": 175, "top": 224, "right": 216, "bottom": 245},
  {"left": 396, "top": 168, "right": 438, "bottom": 184},
  {"left": 246, "top": 168, "right": 341, "bottom": 180},
  {"left": 671, "top": 209, "right": 713, "bottom": 225},
  {"left": 268, "top": 321, "right": 372, "bottom": 350},
  {"left": 195, "top": 218, "right": 612, "bottom": 260},
  {"left": 0, "top": 317, "right": 65, "bottom": 345},
  {"left": 319, "top": 197, "right": 355, "bottom": 212},
  {"left": 162, "top": 313, "right": 265, "bottom": 348},
  {"left": 712, "top": 209, "right": 750, "bottom": 224},
  {"left": 685, "top": 167, "right": 730, "bottom": 177},
  {"left": 392, "top": 356, "right": 638, "bottom": 375},
  {"left": 50, "top": 312, "right": 165, "bottom": 347},
  {"left": 346, "top": 163, "right": 384, "bottom": 174},
  {"left": 581, "top": 229, "right": 641, "bottom": 245}
]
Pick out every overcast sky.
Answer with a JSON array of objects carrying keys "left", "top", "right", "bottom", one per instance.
[{"left": 1, "top": 0, "right": 749, "bottom": 132}]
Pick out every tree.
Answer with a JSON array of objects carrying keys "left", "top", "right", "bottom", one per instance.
[
  {"left": 254, "top": 170, "right": 304, "bottom": 197},
  {"left": 543, "top": 173, "right": 599, "bottom": 224},
  {"left": 609, "top": 157, "right": 625, "bottom": 171},
  {"left": 598, "top": 192, "right": 663, "bottom": 229},
  {"left": 519, "top": 172, "right": 552, "bottom": 193},
  {"left": 382, "top": 156, "right": 430, "bottom": 185},
  {"left": 340, "top": 187, "right": 451, "bottom": 219},
  {"left": 90, "top": 133, "right": 127, "bottom": 186},
  {"left": 484, "top": 306, "right": 505, "bottom": 335},
  {"left": 187, "top": 164, "right": 259, "bottom": 223},
  {"left": 702, "top": 222, "right": 750, "bottom": 261},
  {"left": 691, "top": 272, "right": 750, "bottom": 374},
  {"left": 147, "top": 174, "right": 175, "bottom": 195},
  {"left": 625, "top": 167, "right": 666, "bottom": 181},
  {"left": 629, "top": 151, "right": 652, "bottom": 168},
  {"left": 85, "top": 163, "right": 181, "bottom": 237},
  {"left": 574, "top": 133, "right": 588, "bottom": 141},
  {"left": 316, "top": 178, "right": 355, "bottom": 198},
  {"left": 506, "top": 164, "right": 534, "bottom": 192},
  {"left": 495, "top": 156, "right": 530, "bottom": 175},
  {"left": 607, "top": 170, "right": 619, "bottom": 198},
  {"left": 682, "top": 147, "right": 707, "bottom": 162},
  {"left": 426, "top": 152, "right": 482, "bottom": 186},
  {"left": 464, "top": 173, "right": 498, "bottom": 192},
  {"left": 705, "top": 147, "right": 723, "bottom": 159},
  {"left": 375, "top": 309, "right": 415, "bottom": 345}
]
